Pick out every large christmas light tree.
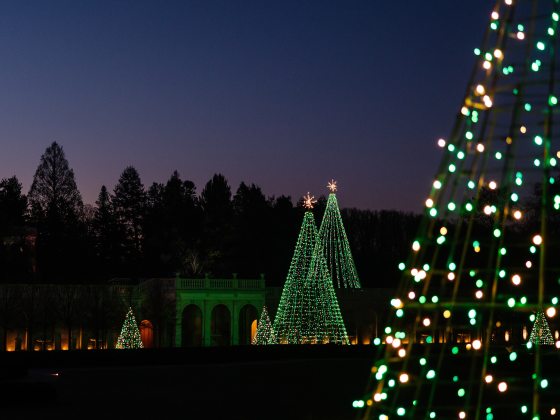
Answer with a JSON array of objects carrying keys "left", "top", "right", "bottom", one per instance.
[
  {"left": 115, "top": 307, "right": 144, "bottom": 349},
  {"left": 318, "top": 180, "right": 361, "bottom": 288},
  {"left": 273, "top": 193, "right": 318, "bottom": 344},
  {"left": 274, "top": 193, "right": 349, "bottom": 344},
  {"left": 357, "top": 1, "right": 560, "bottom": 418},
  {"left": 252, "top": 305, "right": 277, "bottom": 345}
]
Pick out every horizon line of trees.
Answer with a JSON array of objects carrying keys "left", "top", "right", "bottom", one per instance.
[{"left": 0, "top": 142, "right": 421, "bottom": 287}]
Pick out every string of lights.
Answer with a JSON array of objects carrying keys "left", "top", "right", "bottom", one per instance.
[{"left": 356, "top": 1, "right": 560, "bottom": 418}]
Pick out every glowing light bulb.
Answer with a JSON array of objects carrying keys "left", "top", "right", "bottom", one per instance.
[
  {"left": 526, "top": 260, "right": 532, "bottom": 268},
  {"left": 476, "top": 143, "right": 485, "bottom": 152},
  {"left": 476, "top": 84, "right": 485, "bottom": 95},
  {"left": 472, "top": 339, "right": 482, "bottom": 350},
  {"left": 483, "top": 61, "right": 491, "bottom": 70},
  {"left": 489, "top": 181, "right": 497, "bottom": 189},
  {"left": 513, "top": 210, "right": 522, "bottom": 220},
  {"left": 423, "top": 318, "right": 431, "bottom": 327},
  {"left": 443, "top": 310, "right": 451, "bottom": 318},
  {"left": 398, "top": 348, "right": 406, "bottom": 357},
  {"left": 491, "top": 11, "right": 499, "bottom": 19},
  {"left": 517, "top": 32, "right": 525, "bottom": 40},
  {"left": 438, "top": 138, "right": 446, "bottom": 147},
  {"left": 425, "top": 198, "right": 434, "bottom": 208},
  {"left": 547, "top": 307, "right": 556, "bottom": 318},
  {"left": 399, "top": 373, "right": 409, "bottom": 383},
  {"left": 485, "top": 374, "right": 493, "bottom": 383},
  {"left": 498, "top": 382, "right": 507, "bottom": 392},
  {"left": 494, "top": 48, "right": 503, "bottom": 58},
  {"left": 459, "top": 411, "right": 466, "bottom": 419},
  {"left": 440, "top": 227, "right": 448, "bottom": 235},
  {"left": 533, "top": 235, "right": 543, "bottom": 245},
  {"left": 408, "top": 291, "right": 415, "bottom": 300}
]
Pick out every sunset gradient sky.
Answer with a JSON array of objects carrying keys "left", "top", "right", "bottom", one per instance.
[{"left": 0, "top": 0, "right": 490, "bottom": 211}]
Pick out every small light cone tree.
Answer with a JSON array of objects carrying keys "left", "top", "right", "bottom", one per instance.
[
  {"left": 529, "top": 310, "right": 554, "bottom": 345},
  {"left": 273, "top": 193, "right": 319, "bottom": 344},
  {"left": 252, "top": 305, "right": 277, "bottom": 345},
  {"left": 318, "top": 179, "right": 361, "bottom": 288},
  {"left": 115, "top": 307, "right": 144, "bottom": 349}
]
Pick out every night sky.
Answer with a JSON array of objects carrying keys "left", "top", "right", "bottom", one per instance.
[{"left": 0, "top": 1, "right": 491, "bottom": 212}]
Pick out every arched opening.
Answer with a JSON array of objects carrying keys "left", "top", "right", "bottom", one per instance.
[
  {"left": 211, "top": 304, "right": 231, "bottom": 346},
  {"left": 238, "top": 304, "right": 258, "bottom": 345},
  {"left": 251, "top": 319, "right": 258, "bottom": 343},
  {"left": 140, "top": 320, "right": 154, "bottom": 348},
  {"left": 182, "top": 305, "right": 203, "bottom": 347}
]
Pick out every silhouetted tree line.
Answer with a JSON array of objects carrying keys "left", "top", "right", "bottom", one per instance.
[{"left": 0, "top": 142, "right": 422, "bottom": 287}]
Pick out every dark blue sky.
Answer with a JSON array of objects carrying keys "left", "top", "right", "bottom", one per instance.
[{"left": 0, "top": 1, "right": 491, "bottom": 211}]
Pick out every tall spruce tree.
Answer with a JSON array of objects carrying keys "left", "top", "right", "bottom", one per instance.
[
  {"left": 112, "top": 166, "right": 146, "bottom": 259},
  {"left": 28, "top": 142, "right": 84, "bottom": 281}
]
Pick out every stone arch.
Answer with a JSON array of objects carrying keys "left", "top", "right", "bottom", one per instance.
[
  {"left": 238, "top": 304, "right": 258, "bottom": 345},
  {"left": 182, "top": 304, "right": 203, "bottom": 347},
  {"left": 139, "top": 320, "right": 154, "bottom": 348},
  {"left": 211, "top": 304, "right": 231, "bottom": 346}
]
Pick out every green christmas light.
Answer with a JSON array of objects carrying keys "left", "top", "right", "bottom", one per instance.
[
  {"left": 358, "top": 3, "right": 560, "bottom": 418},
  {"left": 252, "top": 305, "right": 278, "bottom": 345},
  {"left": 275, "top": 194, "right": 350, "bottom": 345},
  {"left": 115, "top": 307, "right": 144, "bottom": 349},
  {"left": 529, "top": 310, "right": 554, "bottom": 345},
  {"left": 317, "top": 181, "right": 361, "bottom": 288}
]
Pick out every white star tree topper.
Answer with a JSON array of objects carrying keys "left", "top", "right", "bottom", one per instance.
[
  {"left": 327, "top": 179, "right": 337, "bottom": 193},
  {"left": 303, "top": 192, "right": 317, "bottom": 209}
]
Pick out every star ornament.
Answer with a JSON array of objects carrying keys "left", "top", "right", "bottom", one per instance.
[
  {"left": 327, "top": 179, "right": 337, "bottom": 193},
  {"left": 303, "top": 192, "right": 317, "bottom": 209}
]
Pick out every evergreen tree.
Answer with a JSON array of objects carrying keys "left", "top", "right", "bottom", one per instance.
[
  {"left": 0, "top": 176, "right": 27, "bottom": 233},
  {"left": 200, "top": 173, "right": 233, "bottom": 276},
  {"left": 115, "top": 307, "right": 144, "bottom": 349},
  {"left": 529, "top": 310, "right": 554, "bottom": 346},
  {"left": 252, "top": 305, "right": 277, "bottom": 345},
  {"left": 27, "top": 142, "right": 85, "bottom": 281},
  {"left": 112, "top": 166, "right": 146, "bottom": 257},
  {"left": 28, "top": 142, "right": 83, "bottom": 221},
  {"left": 92, "top": 185, "right": 119, "bottom": 277},
  {"left": 318, "top": 180, "right": 361, "bottom": 288}
]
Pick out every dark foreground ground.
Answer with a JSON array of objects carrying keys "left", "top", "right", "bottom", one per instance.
[{"left": 0, "top": 345, "right": 376, "bottom": 419}]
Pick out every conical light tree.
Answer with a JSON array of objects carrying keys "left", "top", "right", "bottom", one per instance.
[
  {"left": 318, "top": 179, "right": 361, "bottom": 288},
  {"left": 300, "top": 228, "right": 349, "bottom": 344},
  {"left": 529, "top": 310, "right": 554, "bottom": 345},
  {"left": 252, "top": 305, "right": 277, "bottom": 345},
  {"left": 273, "top": 193, "right": 320, "bottom": 344},
  {"left": 115, "top": 307, "right": 144, "bottom": 349},
  {"left": 358, "top": 2, "right": 560, "bottom": 418}
]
